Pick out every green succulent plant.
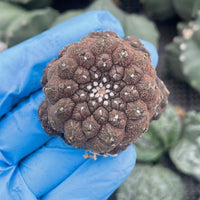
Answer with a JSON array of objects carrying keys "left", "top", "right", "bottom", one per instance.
[
  {"left": 134, "top": 103, "right": 181, "bottom": 162},
  {"left": 116, "top": 164, "right": 186, "bottom": 200},
  {"left": 166, "top": 15, "right": 200, "bottom": 93},
  {"left": 52, "top": 0, "right": 159, "bottom": 48},
  {"left": 0, "top": 2, "right": 58, "bottom": 47},
  {"left": 0, "top": 0, "right": 52, "bottom": 9},
  {"left": 173, "top": 0, "right": 200, "bottom": 21},
  {"left": 170, "top": 111, "right": 200, "bottom": 181},
  {"left": 140, "top": 0, "right": 175, "bottom": 21}
]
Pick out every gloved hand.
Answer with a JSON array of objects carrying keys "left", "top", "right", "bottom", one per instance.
[{"left": 0, "top": 10, "right": 158, "bottom": 200}]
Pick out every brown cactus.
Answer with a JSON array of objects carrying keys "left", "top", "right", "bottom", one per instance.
[{"left": 38, "top": 31, "right": 169, "bottom": 156}]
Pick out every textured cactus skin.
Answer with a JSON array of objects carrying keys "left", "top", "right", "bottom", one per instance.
[
  {"left": 166, "top": 16, "right": 200, "bottom": 93},
  {"left": 0, "top": 2, "right": 58, "bottom": 47},
  {"left": 140, "top": 0, "right": 175, "bottom": 21},
  {"left": 38, "top": 31, "right": 169, "bottom": 155}
]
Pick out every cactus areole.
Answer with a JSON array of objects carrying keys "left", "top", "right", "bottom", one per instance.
[{"left": 38, "top": 31, "right": 169, "bottom": 156}]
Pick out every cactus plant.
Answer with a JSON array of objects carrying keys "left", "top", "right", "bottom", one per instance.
[
  {"left": 166, "top": 15, "right": 200, "bottom": 93},
  {"left": 173, "top": 0, "right": 200, "bottom": 20},
  {"left": 112, "top": 0, "right": 142, "bottom": 13},
  {"left": 0, "top": 0, "right": 52, "bottom": 9},
  {"left": 52, "top": 0, "right": 159, "bottom": 48},
  {"left": 38, "top": 31, "right": 169, "bottom": 156},
  {"left": 140, "top": 0, "right": 175, "bottom": 21},
  {"left": 135, "top": 103, "right": 181, "bottom": 162},
  {"left": 0, "top": 2, "right": 58, "bottom": 47},
  {"left": 116, "top": 164, "right": 186, "bottom": 200},
  {"left": 170, "top": 111, "right": 200, "bottom": 181}
]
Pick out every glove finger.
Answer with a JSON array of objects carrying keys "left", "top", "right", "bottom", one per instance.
[
  {"left": 140, "top": 40, "right": 158, "bottom": 68},
  {"left": 41, "top": 145, "right": 136, "bottom": 200},
  {"left": 19, "top": 137, "right": 87, "bottom": 198},
  {"left": 18, "top": 136, "right": 136, "bottom": 199},
  {"left": 0, "top": 10, "right": 124, "bottom": 118},
  {"left": 0, "top": 90, "right": 50, "bottom": 166}
]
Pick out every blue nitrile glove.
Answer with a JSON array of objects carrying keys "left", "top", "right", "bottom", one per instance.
[{"left": 0, "top": 10, "right": 158, "bottom": 200}]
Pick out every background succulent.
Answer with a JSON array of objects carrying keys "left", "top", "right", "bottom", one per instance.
[
  {"left": 116, "top": 164, "right": 186, "bottom": 200},
  {"left": 0, "top": 2, "right": 58, "bottom": 47},
  {"left": 166, "top": 15, "right": 200, "bottom": 93},
  {"left": 52, "top": 0, "right": 159, "bottom": 48},
  {"left": 170, "top": 111, "right": 200, "bottom": 181},
  {"left": 135, "top": 103, "right": 181, "bottom": 162},
  {"left": 140, "top": 0, "right": 175, "bottom": 21}
]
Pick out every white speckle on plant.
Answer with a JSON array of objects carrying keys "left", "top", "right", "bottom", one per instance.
[
  {"left": 104, "top": 94, "right": 109, "bottom": 99},
  {"left": 106, "top": 84, "right": 111, "bottom": 89},
  {"left": 103, "top": 77, "right": 107, "bottom": 83},
  {"left": 95, "top": 93, "right": 100, "bottom": 98},
  {"left": 110, "top": 92, "right": 114, "bottom": 97},
  {"left": 130, "top": 73, "right": 135, "bottom": 78},
  {"left": 81, "top": 106, "right": 84, "bottom": 111},
  {"left": 180, "top": 43, "right": 187, "bottom": 51},
  {"left": 103, "top": 101, "right": 109, "bottom": 106},
  {"left": 87, "top": 85, "right": 92, "bottom": 90},
  {"left": 114, "top": 85, "right": 118, "bottom": 89},
  {"left": 59, "top": 107, "right": 64, "bottom": 111},
  {"left": 99, "top": 109, "right": 103, "bottom": 115},
  {"left": 98, "top": 97, "right": 103, "bottom": 102},
  {"left": 93, "top": 82, "right": 98, "bottom": 86},
  {"left": 179, "top": 55, "right": 185, "bottom": 62}
]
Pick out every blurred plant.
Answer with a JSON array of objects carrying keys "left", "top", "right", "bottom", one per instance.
[
  {"left": 170, "top": 111, "right": 200, "bottom": 181},
  {"left": 0, "top": 2, "right": 58, "bottom": 47},
  {"left": 135, "top": 103, "right": 181, "bottom": 162},
  {"left": 166, "top": 15, "right": 200, "bottom": 93},
  {"left": 52, "top": 0, "right": 159, "bottom": 48},
  {"left": 112, "top": 0, "right": 142, "bottom": 13},
  {"left": 173, "top": 0, "right": 200, "bottom": 21},
  {"left": 0, "top": 41, "right": 7, "bottom": 52},
  {"left": 140, "top": 0, "right": 200, "bottom": 21},
  {"left": 116, "top": 164, "right": 186, "bottom": 200},
  {"left": 0, "top": 0, "right": 52, "bottom": 9},
  {"left": 140, "top": 0, "right": 175, "bottom": 21}
]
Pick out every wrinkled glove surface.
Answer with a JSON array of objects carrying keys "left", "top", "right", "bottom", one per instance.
[{"left": 0, "top": 10, "right": 158, "bottom": 200}]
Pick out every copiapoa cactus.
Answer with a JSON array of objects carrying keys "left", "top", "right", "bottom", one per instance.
[
  {"left": 0, "top": 2, "right": 58, "bottom": 47},
  {"left": 166, "top": 15, "right": 200, "bottom": 93},
  {"left": 38, "top": 31, "right": 169, "bottom": 156}
]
